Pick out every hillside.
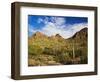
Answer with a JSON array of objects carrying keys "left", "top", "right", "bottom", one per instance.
[{"left": 28, "top": 27, "right": 88, "bottom": 66}]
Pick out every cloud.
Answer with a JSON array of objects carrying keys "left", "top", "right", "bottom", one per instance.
[
  {"left": 37, "top": 17, "right": 49, "bottom": 24},
  {"left": 66, "top": 23, "right": 88, "bottom": 36},
  {"left": 29, "top": 16, "right": 87, "bottom": 38},
  {"left": 28, "top": 24, "right": 37, "bottom": 36},
  {"left": 39, "top": 22, "right": 87, "bottom": 38},
  {"left": 28, "top": 27, "right": 36, "bottom": 33},
  {"left": 38, "top": 16, "right": 66, "bottom": 27},
  {"left": 37, "top": 18, "right": 44, "bottom": 24},
  {"left": 50, "top": 17, "right": 66, "bottom": 26},
  {"left": 44, "top": 17, "right": 49, "bottom": 24}
]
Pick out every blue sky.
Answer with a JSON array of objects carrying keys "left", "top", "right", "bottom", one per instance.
[{"left": 28, "top": 15, "right": 88, "bottom": 38}]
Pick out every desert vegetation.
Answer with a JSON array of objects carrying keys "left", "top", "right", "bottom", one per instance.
[{"left": 28, "top": 28, "right": 88, "bottom": 66}]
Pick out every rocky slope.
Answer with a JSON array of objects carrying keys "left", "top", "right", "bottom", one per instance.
[{"left": 28, "top": 27, "right": 88, "bottom": 66}]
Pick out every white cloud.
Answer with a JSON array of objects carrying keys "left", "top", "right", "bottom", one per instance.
[
  {"left": 28, "top": 27, "right": 36, "bottom": 33},
  {"left": 44, "top": 17, "right": 49, "bottom": 24},
  {"left": 37, "top": 18, "right": 44, "bottom": 23},
  {"left": 70, "top": 23, "right": 87, "bottom": 34},
  {"left": 28, "top": 24, "right": 37, "bottom": 35},
  {"left": 55, "top": 17, "right": 66, "bottom": 26},
  {"left": 37, "top": 17, "right": 49, "bottom": 24},
  {"left": 38, "top": 16, "right": 66, "bottom": 27},
  {"left": 29, "top": 17, "right": 87, "bottom": 39},
  {"left": 39, "top": 22, "right": 87, "bottom": 39},
  {"left": 50, "top": 17, "right": 66, "bottom": 27}
]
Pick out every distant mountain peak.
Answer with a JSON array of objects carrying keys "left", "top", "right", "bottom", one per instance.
[
  {"left": 30, "top": 27, "right": 87, "bottom": 41},
  {"left": 71, "top": 27, "right": 87, "bottom": 40},
  {"left": 34, "top": 31, "right": 43, "bottom": 36},
  {"left": 55, "top": 34, "right": 62, "bottom": 38},
  {"left": 31, "top": 31, "right": 47, "bottom": 39},
  {"left": 80, "top": 27, "right": 87, "bottom": 32}
]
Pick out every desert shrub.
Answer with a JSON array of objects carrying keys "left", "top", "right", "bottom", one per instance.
[
  {"left": 79, "top": 48, "right": 88, "bottom": 64},
  {"left": 80, "top": 56, "right": 87, "bottom": 64},
  {"left": 66, "top": 50, "right": 73, "bottom": 58},
  {"left": 63, "top": 50, "right": 82, "bottom": 58},
  {"left": 43, "top": 47, "right": 73, "bottom": 64},
  {"left": 28, "top": 45, "right": 43, "bottom": 55},
  {"left": 75, "top": 50, "right": 82, "bottom": 57},
  {"left": 43, "top": 47, "right": 54, "bottom": 55},
  {"left": 80, "top": 42, "right": 87, "bottom": 47},
  {"left": 55, "top": 52, "right": 72, "bottom": 64},
  {"left": 28, "top": 45, "right": 34, "bottom": 55},
  {"left": 43, "top": 47, "right": 62, "bottom": 56}
]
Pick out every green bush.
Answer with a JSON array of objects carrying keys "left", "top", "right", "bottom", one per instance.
[
  {"left": 43, "top": 47, "right": 53, "bottom": 55},
  {"left": 28, "top": 45, "right": 43, "bottom": 55},
  {"left": 75, "top": 50, "right": 82, "bottom": 57},
  {"left": 55, "top": 52, "right": 72, "bottom": 64},
  {"left": 43, "top": 47, "right": 62, "bottom": 56},
  {"left": 80, "top": 56, "right": 87, "bottom": 64}
]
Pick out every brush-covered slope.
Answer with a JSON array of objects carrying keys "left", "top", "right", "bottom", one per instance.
[{"left": 28, "top": 28, "right": 88, "bottom": 66}]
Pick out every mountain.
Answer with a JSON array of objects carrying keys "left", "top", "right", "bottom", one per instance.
[
  {"left": 29, "top": 27, "right": 88, "bottom": 48},
  {"left": 28, "top": 27, "right": 88, "bottom": 66},
  {"left": 28, "top": 31, "right": 48, "bottom": 45},
  {"left": 48, "top": 34, "right": 64, "bottom": 41},
  {"left": 67, "top": 28, "right": 87, "bottom": 44},
  {"left": 55, "top": 34, "right": 63, "bottom": 38},
  {"left": 30, "top": 28, "right": 87, "bottom": 41},
  {"left": 72, "top": 28, "right": 87, "bottom": 40},
  {"left": 32, "top": 31, "right": 47, "bottom": 38}
]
